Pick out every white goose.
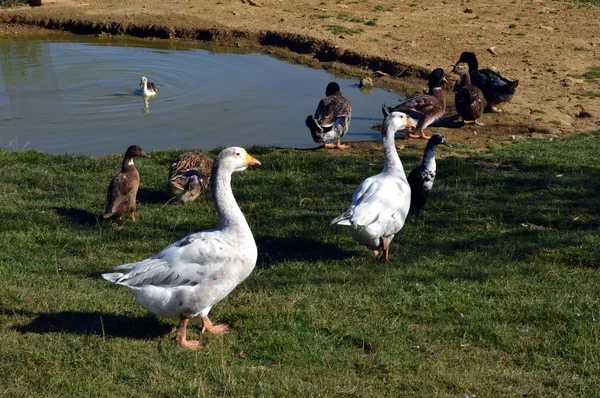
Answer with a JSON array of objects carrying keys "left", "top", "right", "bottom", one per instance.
[
  {"left": 330, "top": 109, "right": 415, "bottom": 261},
  {"left": 102, "top": 147, "right": 261, "bottom": 350},
  {"left": 139, "top": 76, "right": 157, "bottom": 97}
]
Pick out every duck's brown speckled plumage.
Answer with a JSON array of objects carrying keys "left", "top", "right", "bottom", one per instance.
[
  {"left": 168, "top": 152, "right": 213, "bottom": 203},
  {"left": 104, "top": 145, "right": 150, "bottom": 221},
  {"left": 454, "top": 52, "right": 518, "bottom": 110},
  {"left": 452, "top": 64, "right": 486, "bottom": 124},
  {"left": 305, "top": 82, "right": 352, "bottom": 147},
  {"left": 383, "top": 68, "right": 448, "bottom": 140}
]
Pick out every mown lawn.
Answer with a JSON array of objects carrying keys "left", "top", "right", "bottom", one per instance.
[{"left": 0, "top": 133, "right": 599, "bottom": 397}]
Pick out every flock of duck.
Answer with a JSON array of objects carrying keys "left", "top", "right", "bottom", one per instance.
[{"left": 101, "top": 51, "right": 518, "bottom": 349}]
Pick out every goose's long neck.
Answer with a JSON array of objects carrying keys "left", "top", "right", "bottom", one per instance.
[
  {"left": 381, "top": 119, "right": 405, "bottom": 177},
  {"left": 211, "top": 165, "right": 250, "bottom": 232}
]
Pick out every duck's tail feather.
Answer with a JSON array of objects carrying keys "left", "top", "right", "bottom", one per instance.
[
  {"left": 505, "top": 80, "right": 519, "bottom": 94},
  {"left": 102, "top": 272, "right": 124, "bottom": 283},
  {"left": 305, "top": 115, "right": 322, "bottom": 133},
  {"left": 330, "top": 211, "right": 352, "bottom": 226},
  {"left": 381, "top": 104, "right": 392, "bottom": 117},
  {"left": 112, "top": 262, "right": 137, "bottom": 271}
]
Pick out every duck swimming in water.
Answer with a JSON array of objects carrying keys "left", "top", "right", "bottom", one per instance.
[{"left": 139, "top": 76, "right": 157, "bottom": 97}]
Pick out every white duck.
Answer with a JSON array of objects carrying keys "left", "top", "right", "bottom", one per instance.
[
  {"left": 102, "top": 147, "right": 261, "bottom": 350},
  {"left": 330, "top": 109, "right": 415, "bottom": 261},
  {"left": 139, "top": 76, "right": 157, "bottom": 97}
]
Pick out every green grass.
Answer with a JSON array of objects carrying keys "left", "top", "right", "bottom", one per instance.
[
  {"left": 325, "top": 24, "right": 364, "bottom": 35},
  {"left": 0, "top": 0, "right": 27, "bottom": 7},
  {"left": 1, "top": 134, "right": 600, "bottom": 396},
  {"left": 574, "top": 90, "right": 600, "bottom": 99},
  {"left": 579, "top": 66, "right": 600, "bottom": 82}
]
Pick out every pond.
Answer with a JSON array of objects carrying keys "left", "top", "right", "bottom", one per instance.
[{"left": 0, "top": 36, "right": 405, "bottom": 155}]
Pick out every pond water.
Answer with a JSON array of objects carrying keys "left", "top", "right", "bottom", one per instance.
[{"left": 0, "top": 36, "right": 404, "bottom": 155}]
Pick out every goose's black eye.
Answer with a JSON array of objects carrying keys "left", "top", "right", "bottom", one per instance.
[{"left": 236, "top": 153, "right": 240, "bottom": 156}]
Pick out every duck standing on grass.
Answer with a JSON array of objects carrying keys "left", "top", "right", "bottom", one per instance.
[
  {"left": 407, "top": 133, "right": 451, "bottom": 218},
  {"left": 139, "top": 76, "right": 157, "bottom": 97},
  {"left": 383, "top": 68, "right": 448, "bottom": 140},
  {"left": 102, "top": 147, "right": 261, "bottom": 350},
  {"left": 452, "top": 64, "right": 486, "bottom": 126},
  {"left": 330, "top": 109, "right": 415, "bottom": 261},
  {"left": 453, "top": 51, "right": 518, "bottom": 113},
  {"left": 305, "top": 82, "right": 352, "bottom": 149},
  {"left": 104, "top": 145, "right": 150, "bottom": 222},
  {"left": 168, "top": 152, "right": 213, "bottom": 204}
]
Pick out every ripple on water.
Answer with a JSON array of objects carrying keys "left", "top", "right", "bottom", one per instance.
[{"left": 0, "top": 37, "right": 405, "bottom": 155}]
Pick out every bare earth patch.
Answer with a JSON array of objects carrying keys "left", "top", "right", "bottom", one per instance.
[{"left": 1, "top": 0, "right": 599, "bottom": 149}]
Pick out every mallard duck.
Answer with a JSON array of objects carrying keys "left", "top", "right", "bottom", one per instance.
[
  {"left": 454, "top": 51, "right": 518, "bottom": 113},
  {"left": 330, "top": 109, "right": 415, "bottom": 261},
  {"left": 383, "top": 68, "right": 448, "bottom": 140},
  {"left": 103, "top": 145, "right": 150, "bottom": 222},
  {"left": 168, "top": 152, "right": 213, "bottom": 204},
  {"left": 407, "top": 133, "right": 451, "bottom": 218},
  {"left": 139, "top": 76, "right": 157, "bottom": 97},
  {"left": 102, "top": 147, "right": 261, "bottom": 350},
  {"left": 305, "top": 82, "right": 352, "bottom": 149},
  {"left": 452, "top": 64, "right": 486, "bottom": 126}
]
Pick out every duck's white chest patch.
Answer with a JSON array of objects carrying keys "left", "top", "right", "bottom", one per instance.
[{"left": 128, "top": 160, "right": 135, "bottom": 166}]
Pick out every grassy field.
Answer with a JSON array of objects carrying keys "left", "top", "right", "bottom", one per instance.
[{"left": 1, "top": 133, "right": 599, "bottom": 397}]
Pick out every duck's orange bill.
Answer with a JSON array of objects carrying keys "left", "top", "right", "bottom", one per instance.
[
  {"left": 245, "top": 153, "right": 261, "bottom": 167},
  {"left": 406, "top": 119, "right": 417, "bottom": 129}
]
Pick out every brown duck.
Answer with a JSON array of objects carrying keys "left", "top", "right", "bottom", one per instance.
[
  {"left": 104, "top": 145, "right": 150, "bottom": 222},
  {"left": 452, "top": 64, "right": 486, "bottom": 126},
  {"left": 168, "top": 152, "right": 213, "bottom": 203},
  {"left": 305, "top": 82, "right": 352, "bottom": 149},
  {"left": 453, "top": 51, "right": 518, "bottom": 113},
  {"left": 383, "top": 68, "right": 448, "bottom": 140}
]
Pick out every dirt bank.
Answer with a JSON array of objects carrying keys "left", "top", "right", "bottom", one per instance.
[{"left": 1, "top": 0, "right": 599, "bottom": 148}]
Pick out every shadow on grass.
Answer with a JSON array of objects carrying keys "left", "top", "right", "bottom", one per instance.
[
  {"left": 52, "top": 206, "right": 101, "bottom": 227},
  {"left": 137, "top": 187, "right": 173, "bottom": 205},
  {"left": 256, "top": 235, "right": 355, "bottom": 268},
  {"left": 14, "top": 310, "right": 173, "bottom": 339}
]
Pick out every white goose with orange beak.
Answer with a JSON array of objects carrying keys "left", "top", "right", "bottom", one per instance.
[
  {"left": 331, "top": 110, "right": 415, "bottom": 262},
  {"left": 103, "top": 147, "right": 261, "bottom": 350}
]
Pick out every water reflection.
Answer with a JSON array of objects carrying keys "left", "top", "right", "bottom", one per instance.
[{"left": 142, "top": 95, "right": 150, "bottom": 115}]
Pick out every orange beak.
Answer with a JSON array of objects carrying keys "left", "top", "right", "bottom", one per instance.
[
  {"left": 244, "top": 153, "right": 261, "bottom": 167},
  {"left": 406, "top": 119, "right": 416, "bottom": 129}
]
